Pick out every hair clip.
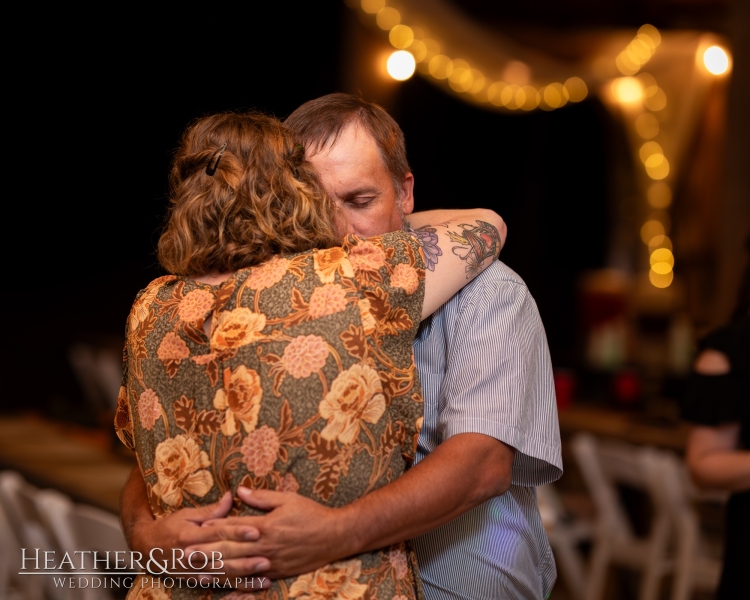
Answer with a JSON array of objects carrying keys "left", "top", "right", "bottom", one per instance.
[{"left": 206, "top": 142, "right": 228, "bottom": 176}]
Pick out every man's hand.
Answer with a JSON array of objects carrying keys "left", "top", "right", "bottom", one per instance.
[
  {"left": 120, "top": 466, "right": 268, "bottom": 576},
  {"left": 189, "top": 488, "right": 347, "bottom": 579}
]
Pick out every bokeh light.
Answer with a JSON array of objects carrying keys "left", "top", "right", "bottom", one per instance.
[
  {"left": 638, "top": 24, "right": 661, "bottom": 47},
  {"left": 487, "top": 81, "right": 507, "bottom": 106},
  {"left": 649, "top": 269, "right": 674, "bottom": 288},
  {"left": 389, "top": 24, "right": 414, "bottom": 49},
  {"left": 376, "top": 6, "right": 400, "bottom": 30},
  {"left": 361, "top": 0, "right": 385, "bottom": 14},
  {"left": 649, "top": 210, "right": 671, "bottom": 234},
  {"left": 543, "top": 83, "right": 567, "bottom": 109},
  {"left": 648, "top": 235, "right": 673, "bottom": 252},
  {"left": 650, "top": 248, "right": 674, "bottom": 268},
  {"left": 502, "top": 84, "right": 521, "bottom": 109},
  {"left": 429, "top": 55, "right": 453, "bottom": 79},
  {"left": 635, "top": 113, "right": 659, "bottom": 139},
  {"left": 449, "top": 60, "right": 474, "bottom": 92},
  {"left": 703, "top": 46, "right": 730, "bottom": 75},
  {"left": 612, "top": 77, "right": 643, "bottom": 103},
  {"left": 504, "top": 61, "right": 530, "bottom": 85},
  {"left": 520, "top": 86, "right": 540, "bottom": 110},
  {"left": 645, "top": 154, "right": 670, "bottom": 179},
  {"left": 643, "top": 86, "right": 667, "bottom": 111},
  {"left": 639, "top": 141, "right": 663, "bottom": 163},
  {"left": 387, "top": 50, "right": 416, "bottom": 81},
  {"left": 410, "top": 39, "right": 427, "bottom": 62},
  {"left": 641, "top": 220, "right": 665, "bottom": 244},
  {"left": 469, "top": 69, "right": 486, "bottom": 95},
  {"left": 648, "top": 182, "right": 672, "bottom": 208},
  {"left": 564, "top": 77, "right": 588, "bottom": 102}
]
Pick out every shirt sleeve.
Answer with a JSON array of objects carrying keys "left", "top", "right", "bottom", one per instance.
[{"left": 436, "top": 268, "right": 562, "bottom": 486}]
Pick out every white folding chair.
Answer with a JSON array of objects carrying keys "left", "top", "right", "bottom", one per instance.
[
  {"left": 571, "top": 433, "right": 674, "bottom": 600},
  {"left": 654, "top": 452, "right": 723, "bottom": 600},
  {"left": 537, "top": 483, "right": 593, "bottom": 600},
  {"left": 0, "top": 470, "right": 64, "bottom": 600},
  {"left": 34, "top": 489, "right": 129, "bottom": 600}
]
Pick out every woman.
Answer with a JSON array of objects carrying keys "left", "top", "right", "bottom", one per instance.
[
  {"left": 681, "top": 245, "right": 749, "bottom": 599},
  {"left": 115, "top": 112, "right": 505, "bottom": 599}
]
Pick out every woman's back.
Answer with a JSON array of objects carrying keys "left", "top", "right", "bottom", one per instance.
[{"left": 117, "top": 231, "right": 426, "bottom": 599}]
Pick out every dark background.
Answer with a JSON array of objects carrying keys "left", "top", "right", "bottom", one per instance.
[{"left": 3, "top": 1, "right": 740, "bottom": 423}]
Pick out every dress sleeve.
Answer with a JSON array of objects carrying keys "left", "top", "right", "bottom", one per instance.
[
  {"left": 343, "top": 231, "right": 426, "bottom": 462},
  {"left": 435, "top": 267, "right": 563, "bottom": 486}
]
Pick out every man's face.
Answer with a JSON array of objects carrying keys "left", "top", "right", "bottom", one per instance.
[{"left": 306, "top": 122, "right": 414, "bottom": 238}]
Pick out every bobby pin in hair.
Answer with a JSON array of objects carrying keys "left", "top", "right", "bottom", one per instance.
[{"left": 206, "top": 142, "right": 228, "bottom": 176}]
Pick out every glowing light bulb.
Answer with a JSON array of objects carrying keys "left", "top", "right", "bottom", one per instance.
[
  {"left": 564, "top": 77, "right": 588, "bottom": 102},
  {"left": 639, "top": 141, "right": 663, "bottom": 163},
  {"left": 650, "top": 248, "right": 674, "bottom": 268},
  {"left": 645, "top": 154, "right": 670, "bottom": 180},
  {"left": 428, "top": 55, "right": 453, "bottom": 80},
  {"left": 387, "top": 51, "right": 416, "bottom": 81},
  {"left": 361, "top": 0, "right": 385, "bottom": 14},
  {"left": 641, "top": 220, "right": 665, "bottom": 244},
  {"left": 635, "top": 113, "right": 659, "bottom": 139},
  {"left": 703, "top": 46, "right": 730, "bottom": 75}
]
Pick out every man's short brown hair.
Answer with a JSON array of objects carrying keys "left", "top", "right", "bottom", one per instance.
[{"left": 284, "top": 93, "right": 411, "bottom": 193}]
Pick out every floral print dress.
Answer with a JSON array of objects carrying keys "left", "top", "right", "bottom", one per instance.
[{"left": 115, "top": 232, "right": 426, "bottom": 600}]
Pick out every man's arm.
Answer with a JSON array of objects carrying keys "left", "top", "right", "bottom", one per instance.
[{"left": 193, "top": 433, "right": 514, "bottom": 578}]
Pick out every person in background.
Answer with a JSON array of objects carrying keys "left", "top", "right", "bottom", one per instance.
[{"left": 681, "top": 236, "right": 750, "bottom": 599}]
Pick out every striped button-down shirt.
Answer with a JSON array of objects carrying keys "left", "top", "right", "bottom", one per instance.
[{"left": 412, "top": 261, "right": 562, "bottom": 600}]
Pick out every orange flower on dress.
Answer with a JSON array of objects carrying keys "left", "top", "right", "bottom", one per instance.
[
  {"left": 279, "top": 472, "right": 300, "bottom": 493},
  {"left": 157, "top": 332, "right": 190, "bottom": 362},
  {"left": 152, "top": 435, "right": 213, "bottom": 507},
  {"left": 210, "top": 308, "right": 266, "bottom": 350},
  {"left": 319, "top": 363, "right": 386, "bottom": 444},
  {"left": 241, "top": 425, "right": 280, "bottom": 477},
  {"left": 308, "top": 284, "right": 348, "bottom": 319},
  {"left": 390, "top": 263, "right": 420, "bottom": 295},
  {"left": 191, "top": 352, "right": 217, "bottom": 365},
  {"left": 129, "top": 579, "right": 172, "bottom": 599},
  {"left": 357, "top": 299, "right": 377, "bottom": 335},
  {"left": 314, "top": 247, "right": 354, "bottom": 284},
  {"left": 348, "top": 240, "right": 386, "bottom": 272},
  {"left": 214, "top": 365, "right": 263, "bottom": 436},
  {"left": 177, "top": 289, "right": 214, "bottom": 322},
  {"left": 137, "top": 389, "right": 161, "bottom": 431},
  {"left": 289, "top": 559, "right": 368, "bottom": 600},
  {"left": 282, "top": 335, "right": 329, "bottom": 378},
  {"left": 246, "top": 256, "right": 289, "bottom": 290},
  {"left": 389, "top": 548, "right": 408, "bottom": 580}
]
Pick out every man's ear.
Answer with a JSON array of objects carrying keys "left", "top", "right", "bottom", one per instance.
[{"left": 399, "top": 172, "right": 415, "bottom": 216}]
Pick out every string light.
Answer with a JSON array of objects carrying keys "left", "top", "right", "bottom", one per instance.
[
  {"left": 702, "top": 46, "right": 730, "bottom": 75},
  {"left": 387, "top": 50, "right": 416, "bottom": 81}
]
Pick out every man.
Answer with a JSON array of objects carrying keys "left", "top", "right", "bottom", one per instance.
[{"left": 120, "top": 93, "right": 562, "bottom": 599}]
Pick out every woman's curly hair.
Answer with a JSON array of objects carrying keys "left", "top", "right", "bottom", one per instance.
[{"left": 158, "top": 112, "right": 338, "bottom": 276}]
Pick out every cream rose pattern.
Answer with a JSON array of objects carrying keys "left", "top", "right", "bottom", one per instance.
[
  {"left": 214, "top": 365, "right": 263, "bottom": 436},
  {"left": 319, "top": 363, "right": 386, "bottom": 444},
  {"left": 210, "top": 308, "right": 266, "bottom": 350},
  {"left": 389, "top": 549, "right": 408, "bottom": 580},
  {"left": 314, "top": 247, "right": 354, "bottom": 284},
  {"left": 151, "top": 435, "right": 213, "bottom": 507},
  {"left": 289, "top": 559, "right": 369, "bottom": 600}
]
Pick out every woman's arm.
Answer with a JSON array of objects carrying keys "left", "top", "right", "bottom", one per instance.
[
  {"left": 407, "top": 209, "right": 506, "bottom": 320},
  {"left": 685, "top": 349, "right": 750, "bottom": 492}
]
